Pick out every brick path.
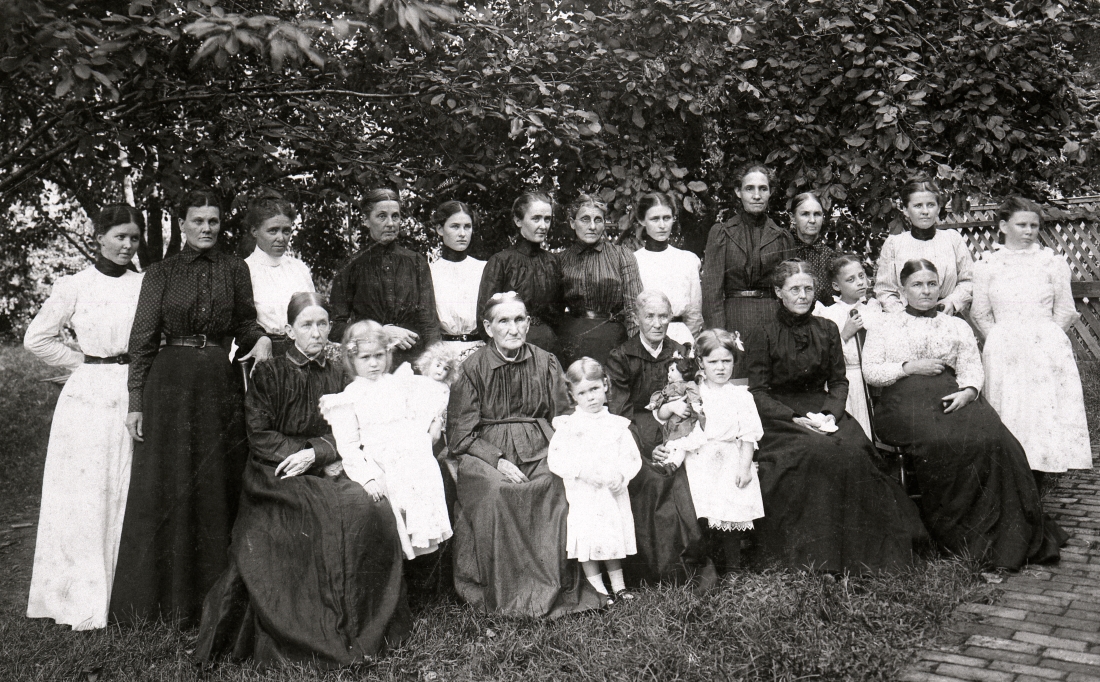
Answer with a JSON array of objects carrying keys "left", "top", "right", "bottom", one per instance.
[{"left": 901, "top": 461, "right": 1100, "bottom": 682}]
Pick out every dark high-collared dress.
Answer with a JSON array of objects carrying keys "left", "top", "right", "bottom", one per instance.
[
  {"left": 793, "top": 238, "right": 838, "bottom": 305},
  {"left": 447, "top": 343, "right": 603, "bottom": 617},
  {"left": 743, "top": 306, "right": 928, "bottom": 574},
  {"left": 329, "top": 240, "right": 441, "bottom": 367},
  {"left": 557, "top": 240, "right": 643, "bottom": 367},
  {"left": 477, "top": 239, "right": 565, "bottom": 356},
  {"left": 195, "top": 346, "right": 410, "bottom": 668},
  {"left": 702, "top": 210, "right": 795, "bottom": 336},
  {"left": 604, "top": 336, "right": 717, "bottom": 589},
  {"left": 112, "top": 245, "right": 265, "bottom": 626}
]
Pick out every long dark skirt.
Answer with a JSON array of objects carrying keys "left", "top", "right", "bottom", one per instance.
[
  {"left": 874, "top": 371, "right": 1067, "bottom": 569},
  {"left": 195, "top": 459, "right": 410, "bottom": 668},
  {"left": 452, "top": 455, "right": 603, "bottom": 617},
  {"left": 622, "top": 410, "right": 716, "bottom": 589},
  {"left": 111, "top": 346, "right": 250, "bottom": 626},
  {"left": 722, "top": 298, "right": 778, "bottom": 338},
  {"left": 557, "top": 316, "right": 627, "bottom": 367},
  {"left": 754, "top": 390, "right": 927, "bottom": 574}
]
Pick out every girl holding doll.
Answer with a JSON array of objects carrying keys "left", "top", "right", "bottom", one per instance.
[
  {"left": 548, "top": 358, "right": 643, "bottom": 604},
  {"left": 812, "top": 254, "right": 883, "bottom": 439},
  {"left": 320, "top": 321, "right": 452, "bottom": 560}
]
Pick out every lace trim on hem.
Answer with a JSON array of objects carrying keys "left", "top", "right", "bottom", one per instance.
[{"left": 709, "top": 520, "right": 754, "bottom": 532}]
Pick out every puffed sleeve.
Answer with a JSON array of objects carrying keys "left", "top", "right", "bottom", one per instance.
[
  {"left": 127, "top": 262, "right": 168, "bottom": 412},
  {"left": 735, "top": 387, "right": 764, "bottom": 445},
  {"left": 23, "top": 275, "right": 83, "bottom": 371},
  {"left": 820, "top": 321, "right": 849, "bottom": 418},
  {"left": 618, "top": 426, "right": 643, "bottom": 482},
  {"left": 447, "top": 365, "right": 505, "bottom": 467},
  {"left": 319, "top": 392, "right": 384, "bottom": 485},
  {"left": 862, "top": 318, "right": 908, "bottom": 387},
  {"left": 231, "top": 258, "right": 264, "bottom": 352},
  {"left": 546, "top": 416, "right": 580, "bottom": 480},
  {"left": 970, "top": 257, "right": 995, "bottom": 339},
  {"left": 685, "top": 252, "right": 705, "bottom": 337},
  {"left": 416, "top": 255, "right": 442, "bottom": 344},
  {"left": 873, "top": 236, "right": 904, "bottom": 313},
  {"left": 943, "top": 232, "right": 975, "bottom": 314},
  {"left": 1050, "top": 253, "right": 1079, "bottom": 333},
  {"left": 603, "top": 347, "right": 634, "bottom": 419},
  {"left": 950, "top": 317, "right": 985, "bottom": 393},
  {"left": 619, "top": 248, "right": 643, "bottom": 337},
  {"left": 701, "top": 223, "right": 728, "bottom": 330},
  {"left": 245, "top": 362, "right": 309, "bottom": 464},
  {"left": 744, "top": 327, "right": 799, "bottom": 421}
]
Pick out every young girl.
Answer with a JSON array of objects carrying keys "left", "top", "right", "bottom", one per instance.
[
  {"left": 320, "top": 320, "right": 453, "bottom": 560},
  {"left": 812, "top": 254, "right": 883, "bottom": 439},
  {"left": 547, "top": 357, "right": 643, "bottom": 604},
  {"left": 972, "top": 197, "right": 1092, "bottom": 488},
  {"left": 665, "top": 329, "right": 765, "bottom": 571}
]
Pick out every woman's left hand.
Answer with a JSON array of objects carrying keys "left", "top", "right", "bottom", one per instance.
[
  {"left": 941, "top": 387, "right": 978, "bottom": 414},
  {"left": 275, "top": 448, "right": 316, "bottom": 477},
  {"left": 241, "top": 336, "right": 274, "bottom": 371}
]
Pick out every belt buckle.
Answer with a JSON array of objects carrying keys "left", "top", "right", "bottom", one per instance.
[
  {"left": 116, "top": 354, "right": 129, "bottom": 364},
  {"left": 195, "top": 334, "right": 207, "bottom": 349}
]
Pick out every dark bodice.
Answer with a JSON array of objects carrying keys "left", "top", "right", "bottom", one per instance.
[{"left": 477, "top": 240, "right": 564, "bottom": 329}]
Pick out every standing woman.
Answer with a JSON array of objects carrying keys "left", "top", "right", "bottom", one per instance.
[
  {"left": 24, "top": 205, "right": 144, "bottom": 630},
  {"left": 874, "top": 174, "right": 974, "bottom": 315},
  {"left": 112, "top": 189, "right": 271, "bottom": 626},
  {"left": 702, "top": 164, "right": 795, "bottom": 335},
  {"left": 789, "top": 192, "right": 837, "bottom": 305},
  {"left": 557, "top": 194, "right": 643, "bottom": 366},
  {"left": 631, "top": 192, "right": 703, "bottom": 347},
  {"left": 243, "top": 196, "right": 315, "bottom": 356},
  {"left": 477, "top": 192, "right": 564, "bottom": 355},
  {"left": 972, "top": 198, "right": 1092, "bottom": 486},
  {"left": 329, "top": 188, "right": 441, "bottom": 367},
  {"left": 430, "top": 201, "right": 486, "bottom": 362}
]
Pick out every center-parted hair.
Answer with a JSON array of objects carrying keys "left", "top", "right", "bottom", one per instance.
[
  {"left": 995, "top": 196, "right": 1044, "bottom": 226},
  {"left": 772, "top": 258, "right": 815, "bottom": 289},
  {"left": 93, "top": 204, "right": 145, "bottom": 237},
  {"left": 567, "top": 193, "right": 607, "bottom": 221},
  {"left": 286, "top": 291, "right": 328, "bottom": 326},
  {"left": 362, "top": 188, "right": 401, "bottom": 214},
  {"left": 563, "top": 356, "right": 607, "bottom": 389},
  {"left": 899, "top": 173, "right": 941, "bottom": 206},
  {"left": 899, "top": 258, "right": 939, "bottom": 285},
  {"left": 431, "top": 200, "right": 478, "bottom": 231},
  {"left": 695, "top": 328, "right": 745, "bottom": 366},
  {"left": 734, "top": 162, "right": 776, "bottom": 188},
  {"left": 827, "top": 253, "right": 865, "bottom": 283},
  {"left": 791, "top": 191, "right": 824, "bottom": 214},
  {"left": 511, "top": 192, "right": 554, "bottom": 223},
  {"left": 483, "top": 291, "right": 528, "bottom": 324},
  {"left": 177, "top": 189, "right": 220, "bottom": 220},
  {"left": 245, "top": 195, "right": 297, "bottom": 234}
]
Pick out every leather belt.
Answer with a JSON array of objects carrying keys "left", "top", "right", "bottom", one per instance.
[
  {"left": 442, "top": 333, "right": 478, "bottom": 342},
  {"left": 84, "top": 353, "right": 131, "bottom": 365},
  {"left": 725, "top": 290, "right": 770, "bottom": 299},
  {"left": 164, "top": 334, "right": 225, "bottom": 349},
  {"left": 567, "top": 308, "right": 616, "bottom": 321}
]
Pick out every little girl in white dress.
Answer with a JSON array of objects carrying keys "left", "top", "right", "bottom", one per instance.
[
  {"left": 667, "top": 329, "right": 764, "bottom": 570},
  {"left": 320, "top": 320, "right": 453, "bottom": 560},
  {"left": 548, "top": 357, "right": 643, "bottom": 604}
]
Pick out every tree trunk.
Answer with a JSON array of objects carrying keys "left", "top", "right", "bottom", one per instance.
[{"left": 166, "top": 214, "right": 182, "bottom": 257}]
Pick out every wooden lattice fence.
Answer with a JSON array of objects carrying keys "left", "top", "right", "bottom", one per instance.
[{"left": 940, "top": 196, "right": 1100, "bottom": 361}]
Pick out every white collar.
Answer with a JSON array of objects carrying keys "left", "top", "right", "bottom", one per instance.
[
  {"left": 639, "top": 335, "right": 663, "bottom": 358},
  {"left": 250, "top": 247, "right": 284, "bottom": 267}
]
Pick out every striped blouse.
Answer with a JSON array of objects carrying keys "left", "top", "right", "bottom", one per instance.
[{"left": 558, "top": 241, "right": 643, "bottom": 337}]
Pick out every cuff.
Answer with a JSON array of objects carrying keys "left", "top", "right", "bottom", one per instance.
[{"left": 308, "top": 436, "right": 339, "bottom": 467}]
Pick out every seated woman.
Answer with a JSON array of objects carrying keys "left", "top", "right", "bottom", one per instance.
[
  {"left": 447, "top": 292, "right": 603, "bottom": 617},
  {"left": 744, "top": 260, "right": 927, "bottom": 574},
  {"left": 863, "top": 259, "right": 1067, "bottom": 569},
  {"left": 196, "top": 293, "right": 410, "bottom": 669},
  {"left": 604, "top": 290, "right": 716, "bottom": 587}
]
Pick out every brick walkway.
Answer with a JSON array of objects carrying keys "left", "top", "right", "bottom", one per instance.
[{"left": 901, "top": 462, "right": 1100, "bottom": 682}]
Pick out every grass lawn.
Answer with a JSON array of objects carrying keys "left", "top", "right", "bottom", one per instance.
[{"left": 9, "top": 343, "right": 1088, "bottom": 682}]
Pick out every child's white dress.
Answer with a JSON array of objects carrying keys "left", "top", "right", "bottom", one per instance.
[
  {"left": 547, "top": 408, "right": 642, "bottom": 562},
  {"left": 813, "top": 298, "right": 883, "bottom": 439},
  {"left": 320, "top": 373, "right": 453, "bottom": 559},
  {"left": 685, "top": 382, "right": 766, "bottom": 531}
]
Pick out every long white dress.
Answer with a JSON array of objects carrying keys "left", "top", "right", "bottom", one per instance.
[
  {"left": 547, "top": 409, "right": 642, "bottom": 562},
  {"left": 874, "top": 229, "right": 974, "bottom": 314},
  {"left": 633, "top": 245, "right": 703, "bottom": 347},
  {"left": 812, "top": 299, "right": 883, "bottom": 439},
  {"left": 430, "top": 255, "right": 486, "bottom": 361},
  {"left": 685, "top": 381, "right": 766, "bottom": 531},
  {"left": 320, "top": 373, "right": 453, "bottom": 559},
  {"left": 972, "top": 244, "right": 1092, "bottom": 472},
  {"left": 244, "top": 247, "right": 315, "bottom": 335},
  {"left": 23, "top": 265, "right": 143, "bottom": 630}
]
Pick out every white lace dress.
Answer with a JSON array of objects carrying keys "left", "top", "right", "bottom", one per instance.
[
  {"left": 320, "top": 373, "right": 453, "bottom": 559},
  {"left": 972, "top": 245, "right": 1091, "bottom": 472},
  {"left": 430, "top": 255, "right": 486, "bottom": 361},
  {"left": 684, "top": 382, "right": 765, "bottom": 531},
  {"left": 23, "top": 266, "right": 143, "bottom": 629},
  {"left": 812, "top": 299, "right": 883, "bottom": 439},
  {"left": 633, "top": 245, "right": 703, "bottom": 347},
  {"left": 547, "top": 409, "right": 642, "bottom": 562}
]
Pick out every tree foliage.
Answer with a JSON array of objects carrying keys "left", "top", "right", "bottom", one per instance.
[{"left": 1, "top": 0, "right": 1097, "bottom": 334}]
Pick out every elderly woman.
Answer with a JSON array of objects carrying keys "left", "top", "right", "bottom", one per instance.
[
  {"left": 24, "top": 205, "right": 143, "bottom": 630},
  {"left": 477, "top": 192, "right": 564, "bottom": 356},
  {"left": 744, "top": 260, "right": 927, "bottom": 574},
  {"left": 196, "top": 293, "right": 410, "bottom": 667},
  {"left": 789, "top": 192, "right": 837, "bottom": 305},
  {"left": 604, "top": 290, "right": 716, "bottom": 586},
  {"left": 864, "top": 259, "right": 1067, "bottom": 568},
  {"left": 447, "top": 293, "right": 603, "bottom": 617},
  {"left": 329, "top": 188, "right": 441, "bottom": 367},
  {"left": 557, "top": 194, "right": 644, "bottom": 366},
  {"left": 113, "top": 190, "right": 270, "bottom": 626},
  {"left": 874, "top": 175, "right": 974, "bottom": 315},
  {"left": 702, "top": 164, "right": 795, "bottom": 335}
]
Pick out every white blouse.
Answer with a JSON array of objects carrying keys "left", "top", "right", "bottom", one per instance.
[
  {"left": 862, "top": 310, "right": 985, "bottom": 392},
  {"left": 633, "top": 245, "right": 703, "bottom": 345},
  {"left": 244, "top": 248, "right": 315, "bottom": 334},
  {"left": 812, "top": 298, "right": 883, "bottom": 367},
  {"left": 430, "top": 256, "right": 486, "bottom": 336},
  {"left": 873, "top": 230, "right": 974, "bottom": 314},
  {"left": 24, "top": 267, "right": 144, "bottom": 369}
]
